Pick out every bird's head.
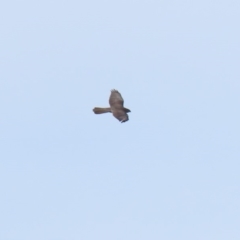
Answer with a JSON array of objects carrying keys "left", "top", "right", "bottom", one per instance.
[{"left": 124, "top": 108, "right": 131, "bottom": 113}]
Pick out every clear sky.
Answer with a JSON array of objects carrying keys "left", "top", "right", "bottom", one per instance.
[{"left": 1, "top": 0, "right": 240, "bottom": 239}]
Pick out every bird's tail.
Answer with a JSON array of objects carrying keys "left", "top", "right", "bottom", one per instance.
[{"left": 93, "top": 107, "right": 111, "bottom": 114}]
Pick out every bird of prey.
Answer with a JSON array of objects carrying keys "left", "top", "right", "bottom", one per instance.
[{"left": 93, "top": 89, "right": 131, "bottom": 123}]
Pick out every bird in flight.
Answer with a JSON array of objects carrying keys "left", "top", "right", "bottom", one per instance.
[{"left": 93, "top": 89, "right": 131, "bottom": 123}]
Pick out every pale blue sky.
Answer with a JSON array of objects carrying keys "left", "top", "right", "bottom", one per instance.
[{"left": 0, "top": 0, "right": 240, "bottom": 239}]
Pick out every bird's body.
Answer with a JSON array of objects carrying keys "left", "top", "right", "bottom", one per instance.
[{"left": 93, "top": 89, "right": 131, "bottom": 123}]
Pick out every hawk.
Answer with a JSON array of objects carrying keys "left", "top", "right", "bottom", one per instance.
[{"left": 93, "top": 89, "right": 131, "bottom": 123}]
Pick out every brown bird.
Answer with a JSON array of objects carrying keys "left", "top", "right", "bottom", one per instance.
[{"left": 93, "top": 89, "right": 131, "bottom": 123}]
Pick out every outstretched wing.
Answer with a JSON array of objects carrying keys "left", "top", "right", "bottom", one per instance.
[
  {"left": 109, "top": 89, "right": 124, "bottom": 108},
  {"left": 109, "top": 89, "right": 128, "bottom": 123},
  {"left": 112, "top": 110, "right": 129, "bottom": 123}
]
